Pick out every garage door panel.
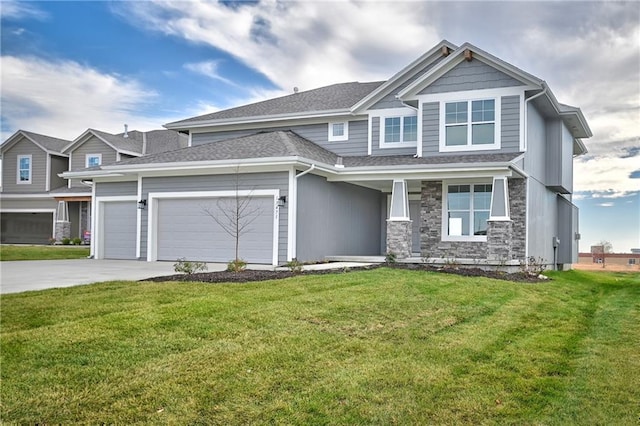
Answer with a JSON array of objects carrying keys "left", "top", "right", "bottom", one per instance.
[
  {"left": 103, "top": 201, "right": 137, "bottom": 259},
  {"left": 157, "top": 197, "right": 274, "bottom": 263},
  {"left": 0, "top": 213, "right": 52, "bottom": 244}
]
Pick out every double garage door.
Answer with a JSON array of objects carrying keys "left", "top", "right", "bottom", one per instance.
[
  {"left": 0, "top": 212, "right": 53, "bottom": 244},
  {"left": 155, "top": 197, "right": 275, "bottom": 264}
]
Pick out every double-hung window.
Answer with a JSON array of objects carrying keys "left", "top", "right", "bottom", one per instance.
[
  {"left": 444, "top": 183, "right": 492, "bottom": 239},
  {"left": 383, "top": 115, "right": 417, "bottom": 144},
  {"left": 86, "top": 154, "right": 102, "bottom": 168},
  {"left": 443, "top": 98, "right": 497, "bottom": 150},
  {"left": 17, "top": 155, "right": 32, "bottom": 184}
]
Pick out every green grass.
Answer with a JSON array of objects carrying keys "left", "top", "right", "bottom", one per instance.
[
  {"left": 1, "top": 269, "right": 638, "bottom": 424},
  {"left": 0, "top": 244, "right": 90, "bottom": 261}
]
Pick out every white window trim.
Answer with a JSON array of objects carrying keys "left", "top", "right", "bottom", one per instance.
[
  {"left": 441, "top": 180, "right": 492, "bottom": 242},
  {"left": 328, "top": 121, "right": 349, "bottom": 142},
  {"left": 16, "top": 154, "right": 32, "bottom": 184},
  {"left": 85, "top": 153, "right": 102, "bottom": 168},
  {"left": 439, "top": 96, "right": 501, "bottom": 152},
  {"left": 370, "top": 107, "right": 418, "bottom": 149}
]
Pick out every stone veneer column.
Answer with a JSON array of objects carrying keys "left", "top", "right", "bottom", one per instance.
[
  {"left": 386, "top": 220, "right": 412, "bottom": 259},
  {"left": 55, "top": 221, "right": 71, "bottom": 243},
  {"left": 487, "top": 220, "right": 513, "bottom": 260}
]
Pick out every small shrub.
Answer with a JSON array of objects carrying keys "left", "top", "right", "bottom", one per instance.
[
  {"left": 48, "top": 237, "right": 57, "bottom": 245},
  {"left": 385, "top": 252, "right": 397, "bottom": 265},
  {"left": 520, "top": 256, "right": 547, "bottom": 276},
  {"left": 174, "top": 258, "right": 208, "bottom": 275},
  {"left": 227, "top": 259, "right": 247, "bottom": 272},
  {"left": 72, "top": 237, "right": 82, "bottom": 245},
  {"left": 286, "top": 258, "right": 304, "bottom": 274},
  {"left": 61, "top": 237, "right": 71, "bottom": 245}
]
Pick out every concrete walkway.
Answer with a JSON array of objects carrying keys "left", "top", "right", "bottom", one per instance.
[{"left": 0, "top": 259, "right": 379, "bottom": 294}]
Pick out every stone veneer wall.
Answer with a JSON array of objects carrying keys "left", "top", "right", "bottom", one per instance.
[
  {"left": 386, "top": 220, "right": 412, "bottom": 258},
  {"left": 420, "top": 181, "right": 487, "bottom": 259},
  {"left": 420, "top": 178, "right": 527, "bottom": 260},
  {"left": 508, "top": 178, "right": 526, "bottom": 260}
]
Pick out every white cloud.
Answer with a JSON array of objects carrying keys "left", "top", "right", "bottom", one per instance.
[
  {"left": 0, "top": 1, "right": 49, "bottom": 21},
  {"left": 0, "top": 56, "right": 179, "bottom": 140},
  {"left": 183, "top": 60, "right": 238, "bottom": 87}
]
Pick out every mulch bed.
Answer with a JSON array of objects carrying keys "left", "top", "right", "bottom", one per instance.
[{"left": 142, "top": 263, "right": 546, "bottom": 284}]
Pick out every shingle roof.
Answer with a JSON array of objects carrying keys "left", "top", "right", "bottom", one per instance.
[
  {"left": 112, "top": 131, "right": 339, "bottom": 166},
  {"left": 89, "top": 128, "right": 144, "bottom": 154},
  {"left": 167, "top": 81, "right": 384, "bottom": 126},
  {"left": 342, "top": 152, "right": 522, "bottom": 168},
  {"left": 19, "top": 131, "right": 70, "bottom": 154}
]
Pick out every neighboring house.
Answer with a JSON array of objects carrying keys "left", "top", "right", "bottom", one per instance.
[
  {"left": 64, "top": 41, "right": 591, "bottom": 269},
  {"left": 578, "top": 252, "right": 640, "bottom": 269},
  {"left": 0, "top": 128, "right": 187, "bottom": 244}
]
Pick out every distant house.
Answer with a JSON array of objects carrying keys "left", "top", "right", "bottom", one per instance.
[
  {"left": 0, "top": 128, "right": 187, "bottom": 244},
  {"left": 64, "top": 40, "right": 592, "bottom": 269},
  {"left": 578, "top": 252, "right": 640, "bottom": 269}
]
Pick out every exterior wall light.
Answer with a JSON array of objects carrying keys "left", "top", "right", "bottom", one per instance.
[
  {"left": 138, "top": 199, "right": 147, "bottom": 209},
  {"left": 277, "top": 196, "right": 287, "bottom": 207}
]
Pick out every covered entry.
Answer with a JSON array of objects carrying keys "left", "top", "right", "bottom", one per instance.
[{"left": 149, "top": 190, "right": 279, "bottom": 264}]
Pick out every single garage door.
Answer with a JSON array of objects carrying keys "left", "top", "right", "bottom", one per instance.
[
  {"left": 0, "top": 212, "right": 53, "bottom": 244},
  {"left": 156, "top": 197, "right": 274, "bottom": 263},
  {"left": 102, "top": 201, "right": 137, "bottom": 259}
]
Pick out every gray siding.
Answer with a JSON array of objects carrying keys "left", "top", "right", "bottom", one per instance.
[
  {"left": 192, "top": 121, "right": 368, "bottom": 157},
  {"left": 141, "top": 172, "right": 289, "bottom": 263},
  {"left": 0, "top": 198, "right": 58, "bottom": 210},
  {"left": 95, "top": 181, "right": 137, "bottom": 197},
  {"left": 545, "top": 119, "right": 574, "bottom": 193},
  {"left": 2, "top": 138, "right": 48, "bottom": 193},
  {"left": 296, "top": 173, "right": 382, "bottom": 261},
  {"left": 557, "top": 195, "right": 578, "bottom": 265},
  {"left": 421, "top": 96, "right": 520, "bottom": 156},
  {"left": 523, "top": 104, "right": 546, "bottom": 180},
  {"left": 370, "top": 117, "right": 416, "bottom": 156},
  {"left": 70, "top": 136, "right": 118, "bottom": 188},
  {"left": 50, "top": 155, "right": 68, "bottom": 191},
  {"left": 527, "top": 178, "right": 558, "bottom": 265},
  {"left": 419, "top": 59, "right": 524, "bottom": 95}
]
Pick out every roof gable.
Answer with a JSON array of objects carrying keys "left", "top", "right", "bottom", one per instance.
[
  {"left": 398, "top": 42, "right": 543, "bottom": 99},
  {"left": 1, "top": 130, "right": 70, "bottom": 155},
  {"left": 64, "top": 129, "right": 143, "bottom": 156}
]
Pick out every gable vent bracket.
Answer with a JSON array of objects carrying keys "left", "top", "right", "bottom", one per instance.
[
  {"left": 464, "top": 49, "right": 473, "bottom": 62},
  {"left": 441, "top": 46, "right": 451, "bottom": 57}
]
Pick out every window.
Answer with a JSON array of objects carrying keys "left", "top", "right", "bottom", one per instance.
[
  {"left": 630, "top": 258, "right": 637, "bottom": 265},
  {"left": 86, "top": 154, "right": 102, "bottom": 168},
  {"left": 442, "top": 98, "right": 498, "bottom": 151},
  {"left": 383, "top": 115, "right": 417, "bottom": 144},
  {"left": 444, "top": 183, "right": 492, "bottom": 239},
  {"left": 328, "top": 122, "right": 348, "bottom": 141},
  {"left": 17, "top": 155, "right": 32, "bottom": 184}
]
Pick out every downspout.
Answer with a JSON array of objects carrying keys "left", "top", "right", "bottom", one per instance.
[
  {"left": 290, "top": 163, "right": 315, "bottom": 260},
  {"left": 523, "top": 83, "right": 548, "bottom": 263},
  {"left": 398, "top": 98, "right": 421, "bottom": 158}
]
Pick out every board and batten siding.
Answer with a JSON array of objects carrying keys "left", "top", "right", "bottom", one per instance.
[
  {"left": 418, "top": 59, "right": 524, "bottom": 95},
  {"left": 191, "top": 121, "right": 368, "bottom": 157},
  {"left": 296, "top": 173, "right": 382, "bottom": 261},
  {"left": 421, "top": 95, "right": 521, "bottom": 156},
  {"left": 2, "top": 138, "right": 48, "bottom": 193},
  {"left": 140, "top": 172, "right": 289, "bottom": 263},
  {"left": 70, "top": 136, "right": 119, "bottom": 188}
]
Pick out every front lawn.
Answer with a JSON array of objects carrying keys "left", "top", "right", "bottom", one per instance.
[
  {"left": 0, "top": 244, "right": 90, "bottom": 261},
  {"left": 1, "top": 269, "right": 638, "bottom": 424}
]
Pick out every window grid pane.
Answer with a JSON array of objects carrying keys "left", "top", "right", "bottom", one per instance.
[
  {"left": 403, "top": 116, "right": 417, "bottom": 141},
  {"left": 332, "top": 123, "right": 344, "bottom": 137},
  {"left": 385, "top": 117, "right": 401, "bottom": 142},
  {"left": 447, "top": 184, "right": 492, "bottom": 237}
]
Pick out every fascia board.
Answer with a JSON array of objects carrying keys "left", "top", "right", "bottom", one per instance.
[
  {"left": 0, "top": 193, "right": 56, "bottom": 199},
  {"left": 335, "top": 162, "right": 512, "bottom": 175},
  {"left": 398, "top": 42, "right": 543, "bottom": 99},
  {"left": 164, "top": 109, "right": 353, "bottom": 130},
  {"left": 117, "top": 149, "right": 143, "bottom": 157},
  {"left": 2, "top": 132, "right": 48, "bottom": 155},
  {"left": 543, "top": 87, "right": 593, "bottom": 138},
  {"left": 327, "top": 168, "right": 512, "bottom": 182},
  {"left": 62, "top": 129, "right": 94, "bottom": 153},
  {"left": 351, "top": 40, "right": 459, "bottom": 113}
]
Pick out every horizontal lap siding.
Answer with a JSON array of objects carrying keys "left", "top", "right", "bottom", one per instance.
[
  {"left": 0, "top": 199, "right": 58, "bottom": 210},
  {"left": 422, "top": 102, "right": 440, "bottom": 156},
  {"left": 501, "top": 95, "right": 520, "bottom": 151},
  {"left": 191, "top": 121, "right": 368, "bottom": 156},
  {"left": 70, "top": 137, "right": 118, "bottom": 188},
  {"left": 370, "top": 117, "right": 416, "bottom": 156},
  {"left": 95, "top": 181, "right": 137, "bottom": 197},
  {"left": 141, "top": 172, "right": 289, "bottom": 263},
  {"left": 419, "top": 60, "right": 524, "bottom": 95},
  {"left": 2, "top": 139, "right": 48, "bottom": 193}
]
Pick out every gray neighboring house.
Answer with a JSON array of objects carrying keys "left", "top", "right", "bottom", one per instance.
[
  {"left": 65, "top": 41, "right": 591, "bottom": 269},
  {"left": 0, "top": 128, "right": 187, "bottom": 244}
]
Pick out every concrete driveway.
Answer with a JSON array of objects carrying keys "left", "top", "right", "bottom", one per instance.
[{"left": 0, "top": 259, "right": 227, "bottom": 294}]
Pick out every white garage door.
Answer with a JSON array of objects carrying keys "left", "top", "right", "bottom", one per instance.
[
  {"left": 156, "top": 197, "right": 275, "bottom": 263},
  {"left": 103, "top": 201, "right": 137, "bottom": 259}
]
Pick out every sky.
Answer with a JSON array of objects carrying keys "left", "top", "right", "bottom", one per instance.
[{"left": 1, "top": 0, "right": 638, "bottom": 252}]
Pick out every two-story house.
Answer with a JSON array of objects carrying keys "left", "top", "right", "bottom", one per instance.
[
  {"left": 0, "top": 127, "right": 187, "bottom": 244},
  {"left": 64, "top": 41, "right": 591, "bottom": 269}
]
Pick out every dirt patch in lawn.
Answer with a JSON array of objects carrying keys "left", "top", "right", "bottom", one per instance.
[{"left": 143, "top": 263, "right": 546, "bottom": 284}]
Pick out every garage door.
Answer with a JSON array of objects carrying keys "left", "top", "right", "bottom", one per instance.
[
  {"left": 0, "top": 212, "right": 53, "bottom": 244},
  {"left": 103, "top": 201, "right": 137, "bottom": 259},
  {"left": 156, "top": 197, "right": 274, "bottom": 263}
]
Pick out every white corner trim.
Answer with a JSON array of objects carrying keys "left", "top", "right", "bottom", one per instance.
[
  {"left": 136, "top": 176, "right": 143, "bottom": 259},
  {"left": 287, "top": 167, "right": 296, "bottom": 261}
]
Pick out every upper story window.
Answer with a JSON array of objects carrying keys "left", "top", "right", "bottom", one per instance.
[
  {"left": 17, "top": 155, "right": 32, "bottom": 184},
  {"left": 443, "top": 183, "right": 492, "bottom": 241},
  {"left": 439, "top": 96, "right": 501, "bottom": 152},
  {"left": 85, "top": 154, "right": 102, "bottom": 168},
  {"left": 328, "top": 121, "right": 348, "bottom": 141},
  {"left": 384, "top": 115, "right": 417, "bottom": 144}
]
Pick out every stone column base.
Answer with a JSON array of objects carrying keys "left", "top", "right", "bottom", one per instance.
[
  {"left": 487, "top": 220, "right": 513, "bottom": 261},
  {"left": 55, "top": 221, "right": 71, "bottom": 243},
  {"left": 386, "top": 220, "right": 412, "bottom": 259}
]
